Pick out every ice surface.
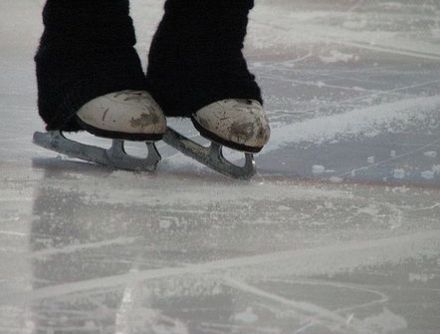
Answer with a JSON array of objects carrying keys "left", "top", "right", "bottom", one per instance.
[{"left": 1, "top": 0, "right": 440, "bottom": 333}]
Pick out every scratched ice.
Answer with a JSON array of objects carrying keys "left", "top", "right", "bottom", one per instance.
[{"left": 1, "top": 0, "right": 440, "bottom": 333}]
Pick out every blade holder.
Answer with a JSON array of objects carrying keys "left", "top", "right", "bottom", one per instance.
[
  {"left": 163, "top": 127, "right": 256, "bottom": 180},
  {"left": 33, "top": 131, "right": 161, "bottom": 172}
]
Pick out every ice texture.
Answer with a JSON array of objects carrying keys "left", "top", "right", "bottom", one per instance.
[{"left": 1, "top": 0, "right": 440, "bottom": 333}]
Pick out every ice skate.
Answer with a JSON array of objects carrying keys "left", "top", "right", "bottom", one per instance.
[
  {"left": 33, "top": 90, "right": 166, "bottom": 171},
  {"left": 192, "top": 99, "right": 270, "bottom": 153},
  {"left": 163, "top": 99, "right": 270, "bottom": 179}
]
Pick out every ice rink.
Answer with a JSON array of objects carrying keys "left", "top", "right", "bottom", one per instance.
[{"left": 1, "top": 0, "right": 440, "bottom": 333}]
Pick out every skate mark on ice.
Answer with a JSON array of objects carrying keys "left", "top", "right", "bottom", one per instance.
[
  {"left": 410, "top": 203, "right": 440, "bottom": 212},
  {"left": 380, "top": 79, "right": 440, "bottom": 96},
  {"left": 251, "top": 11, "right": 440, "bottom": 61},
  {"left": 1, "top": 230, "right": 439, "bottom": 305},
  {"left": 294, "top": 322, "right": 315, "bottom": 334},
  {"left": 0, "top": 230, "right": 27, "bottom": 237},
  {"left": 199, "top": 322, "right": 279, "bottom": 334},
  {"left": 337, "top": 138, "right": 440, "bottom": 179},
  {"left": 260, "top": 74, "right": 405, "bottom": 98},
  {"left": 258, "top": 95, "right": 440, "bottom": 156},
  {"left": 30, "top": 237, "right": 139, "bottom": 260},
  {"left": 113, "top": 258, "right": 189, "bottom": 334},
  {"left": 221, "top": 276, "right": 371, "bottom": 334},
  {"left": 266, "top": 74, "right": 440, "bottom": 100},
  {"left": 267, "top": 65, "right": 440, "bottom": 105},
  {"left": 264, "top": 278, "right": 389, "bottom": 314}
]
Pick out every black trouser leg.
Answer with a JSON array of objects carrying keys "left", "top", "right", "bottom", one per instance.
[
  {"left": 146, "top": 0, "right": 262, "bottom": 117},
  {"left": 35, "top": 0, "right": 146, "bottom": 131}
]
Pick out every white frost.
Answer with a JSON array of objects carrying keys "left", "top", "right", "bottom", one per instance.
[
  {"left": 393, "top": 169, "right": 405, "bottom": 179},
  {"left": 367, "top": 156, "right": 375, "bottom": 164},
  {"left": 233, "top": 307, "right": 259, "bottom": 324},
  {"left": 421, "top": 171, "right": 435, "bottom": 180},
  {"left": 319, "top": 50, "right": 358, "bottom": 63},
  {"left": 424, "top": 151, "right": 438, "bottom": 159},
  {"left": 312, "top": 165, "right": 326, "bottom": 175},
  {"left": 359, "top": 308, "right": 407, "bottom": 333},
  {"left": 263, "top": 95, "right": 440, "bottom": 153}
]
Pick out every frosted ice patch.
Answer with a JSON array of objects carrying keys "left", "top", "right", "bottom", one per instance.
[
  {"left": 392, "top": 186, "right": 410, "bottom": 194},
  {"left": 421, "top": 170, "right": 435, "bottom": 180},
  {"left": 312, "top": 165, "right": 326, "bottom": 175},
  {"left": 233, "top": 307, "right": 258, "bottom": 324},
  {"left": 319, "top": 50, "right": 358, "bottom": 64},
  {"left": 329, "top": 176, "right": 344, "bottom": 183},
  {"left": 263, "top": 95, "right": 440, "bottom": 154},
  {"left": 159, "top": 219, "right": 173, "bottom": 230},
  {"left": 409, "top": 272, "right": 434, "bottom": 283},
  {"left": 424, "top": 151, "right": 438, "bottom": 158},
  {"left": 393, "top": 169, "right": 405, "bottom": 179},
  {"left": 359, "top": 308, "right": 407, "bottom": 333}
]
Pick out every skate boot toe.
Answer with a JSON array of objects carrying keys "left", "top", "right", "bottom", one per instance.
[
  {"left": 76, "top": 90, "right": 167, "bottom": 141},
  {"left": 192, "top": 99, "right": 270, "bottom": 153}
]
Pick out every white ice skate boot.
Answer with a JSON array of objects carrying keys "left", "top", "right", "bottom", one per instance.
[
  {"left": 161, "top": 99, "right": 269, "bottom": 179},
  {"left": 191, "top": 99, "right": 270, "bottom": 153},
  {"left": 76, "top": 90, "right": 167, "bottom": 141},
  {"left": 33, "top": 90, "right": 165, "bottom": 172}
]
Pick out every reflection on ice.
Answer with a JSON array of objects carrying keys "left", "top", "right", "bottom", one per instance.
[{"left": 0, "top": 163, "right": 439, "bottom": 333}]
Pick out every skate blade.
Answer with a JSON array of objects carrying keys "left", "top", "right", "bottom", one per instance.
[
  {"left": 33, "top": 131, "right": 161, "bottom": 172},
  {"left": 163, "top": 127, "right": 256, "bottom": 180}
]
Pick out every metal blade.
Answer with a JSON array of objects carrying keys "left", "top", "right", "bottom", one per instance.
[
  {"left": 163, "top": 127, "right": 256, "bottom": 180},
  {"left": 33, "top": 131, "right": 161, "bottom": 172}
]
